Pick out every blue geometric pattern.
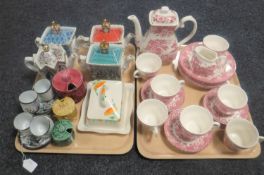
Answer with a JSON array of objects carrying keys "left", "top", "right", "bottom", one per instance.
[
  {"left": 43, "top": 28, "right": 74, "bottom": 45},
  {"left": 89, "top": 45, "right": 122, "bottom": 65}
]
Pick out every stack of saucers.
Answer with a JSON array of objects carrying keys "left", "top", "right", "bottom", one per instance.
[{"left": 178, "top": 35, "right": 236, "bottom": 89}]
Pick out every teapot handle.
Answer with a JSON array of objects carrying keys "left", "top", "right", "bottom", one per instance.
[
  {"left": 178, "top": 16, "right": 197, "bottom": 46},
  {"left": 24, "top": 56, "right": 39, "bottom": 72}
]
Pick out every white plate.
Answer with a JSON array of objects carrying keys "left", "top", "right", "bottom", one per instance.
[{"left": 77, "top": 82, "right": 134, "bottom": 134}]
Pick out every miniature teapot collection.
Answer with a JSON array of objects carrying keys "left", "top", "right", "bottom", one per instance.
[{"left": 14, "top": 6, "right": 263, "bottom": 154}]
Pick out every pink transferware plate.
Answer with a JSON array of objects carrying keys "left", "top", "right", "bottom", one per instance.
[
  {"left": 178, "top": 42, "right": 236, "bottom": 85},
  {"left": 140, "top": 79, "right": 184, "bottom": 111},
  {"left": 202, "top": 88, "right": 249, "bottom": 125},
  {"left": 178, "top": 64, "right": 225, "bottom": 89},
  {"left": 164, "top": 109, "right": 213, "bottom": 153}
]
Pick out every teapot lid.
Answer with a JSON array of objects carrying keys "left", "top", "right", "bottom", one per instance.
[{"left": 149, "top": 6, "right": 179, "bottom": 27}]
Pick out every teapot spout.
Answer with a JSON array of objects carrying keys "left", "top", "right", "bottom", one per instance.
[{"left": 127, "top": 15, "right": 142, "bottom": 48}]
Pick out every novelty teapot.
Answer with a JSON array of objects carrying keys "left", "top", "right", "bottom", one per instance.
[
  {"left": 24, "top": 44, "right": 70, "bottom": 78},
  {"left": 128, "top": 6, "right": 197, "bottom": 64}
]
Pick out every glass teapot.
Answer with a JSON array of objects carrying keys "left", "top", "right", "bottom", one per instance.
[{"left": 128, "top": 6, "right": 197, "bottom": 64}]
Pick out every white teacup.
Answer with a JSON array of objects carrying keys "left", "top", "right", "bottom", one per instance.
[
  {"left": 30, "top": 116, "right": 51, "bottom": 137},
  {"left": 150, "top": 74, "right": 184, "bottom": 104},
  {"left": 224, "top": 118, "right": 264, "bottom": 152},
  {"left": 13, "top": 112, "right": 33, "bottom": 135},
  {"left": 133, "top": 52, "right": 162, "bottom": 79},
  {"left": 215, "top": 84, "right": 248, "bottom": 115},
  {"left": 33, "top": 79, "right": 54, "bottom": 102},
  {"left": 203, "top": 34, "right": 229, "bottom": 53},
  {"left": 137, "top": 99, "right": 168, "bottom": 135},
  {"left": 19, "top": 90, "right": 40, "bottom": 114},
  {"left": 179, "top": 105, "right": 220, "bottom": 141}
]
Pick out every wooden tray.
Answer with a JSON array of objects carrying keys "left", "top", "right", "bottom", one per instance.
[
  {"left": 15, "top": 44, "right": 136, "bottom": 155},
  {"left": 136, "top": 61, "right": 261, "bottom": 159}
]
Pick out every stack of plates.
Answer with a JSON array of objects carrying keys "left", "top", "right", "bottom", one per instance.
[{"left": 77, "top": 81, "right": 134, "bottom": 134}]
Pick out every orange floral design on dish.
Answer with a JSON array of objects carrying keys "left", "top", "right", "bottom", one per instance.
[{"left": 104, "top": 107, "right": 114, "bottom": 116}]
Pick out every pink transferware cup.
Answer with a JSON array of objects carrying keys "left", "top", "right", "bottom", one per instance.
[
  {"left": 214, "top": 84, "right": 248, "bottom": 116},
  {"left": 178, "top": 105, "right": 220, "bottom": 141},
  {"left": 150, "top": 74, "right": 184, "bottom": 104},
  {"left": 224, "top": 118, "right": 264, "bottom": 152}
]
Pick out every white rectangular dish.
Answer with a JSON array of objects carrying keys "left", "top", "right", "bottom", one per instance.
[{"left": 78, "top": 82, "right": 134, "bottom": 134}]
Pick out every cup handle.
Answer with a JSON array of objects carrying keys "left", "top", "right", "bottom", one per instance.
[
  {"left": 179, "top": 80, "right": 185, "bottom": 86},
  {"left": 35, "top": 37, "right": 41, "bottom": 47},
  {"left": 259, "top": 136, "right": 264, "bottom": 143},
  {"left": 213, "top": 121, "right": 221, "bottom": 128},
  {"left": 133, "top": 70, "right": 141, "bottom": 78},
  {"left": 178, "top": 16, "right": 198, "bottom": 45},
  {"left": 24, "top": 56, "right": 39, "bottom": 72}
]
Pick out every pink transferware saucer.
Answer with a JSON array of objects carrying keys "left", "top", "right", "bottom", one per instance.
[
  {"left": 202, "top": 88, "right": 249, "bottom": 125},
  {"left": 178, "top": 64, "right": 225, "bottom": 89},
  {"left": 140, "top": 79, "right": 184, "bottom": 111},
  {"left": 178, "top": 42, "right": 236, "bottom": 85},
  {"left": 164, "top": 109, "right": 213, "bottom": 153}
]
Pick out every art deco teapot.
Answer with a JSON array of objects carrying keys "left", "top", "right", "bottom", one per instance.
[{"left": 128, "top": 6, "right": 197, "bottom": 64}]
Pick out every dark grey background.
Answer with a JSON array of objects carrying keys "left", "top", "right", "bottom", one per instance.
[{"left": 1, "top": 0, "right": 264, "bottom": 174}]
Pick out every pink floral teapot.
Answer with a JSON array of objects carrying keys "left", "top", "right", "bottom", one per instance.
[{"left": 128, "top": 6, "right": 197, "bottom": 64}]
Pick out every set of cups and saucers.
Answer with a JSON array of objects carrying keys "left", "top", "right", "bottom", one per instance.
[{"left": 136, "top": 34, "right": 263, "bottom": 153}]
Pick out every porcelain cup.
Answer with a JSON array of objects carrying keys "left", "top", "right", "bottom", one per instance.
[
  {"left": 150, "top": 74, "right": 184, "bottom": 104},
  {"left": 178, "top": 105, "right": 220, "bottom": 141},
  {"left": 203, "top": 34, "right": 229, "bottom": 54},
  {"left": 33, "top": 79, "right": 54, "bottom": 102},
  {"left": 215, "top": 84, "right": 248, "bottom": 116},
  {"left": 137, "top": 99, "right": 168, "bottom": 136},
  {"left": 191, "top": 46, "right": 226, "bottom": 77},
  {"left": 13, "top": 112, "right": 33, "bottom": 136},
  {"left": 133, "top": 52, "right": 162, "bottom": 79},
  {"left": 29, "top": 115, "right": 51, "bottom": 137},
  {"left": 19, "top": 90, "right": 40, "bottom": 114},
  {"left": 224, "top": 118, "right": 264, "bottom": 152}
]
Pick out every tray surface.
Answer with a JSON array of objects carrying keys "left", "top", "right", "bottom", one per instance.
[
  {"left": 136, "top": 53, "right": 261, "bottom": 159},
  {"left": 15, "top": 44, "right": 136, "bottom": 155}
]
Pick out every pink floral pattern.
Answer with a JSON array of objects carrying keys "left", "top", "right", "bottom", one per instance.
[
  {"left": 178, "top": 42, "right": 236, "bottom": 85},
  {"left": 153, "top": 15, "right": 177, "bottom": 24},
  {"left": 140, "top": 79, "right": 184, "bottom": 111},
  {"left": 143, "top": 26, "right": 178, "bottom": 65},
  {"left": 202, "top": 88, "right": 249, "bottom": 126},
  {"left": 178, "top": 64, "right": 224, "bottom": 89},
  {"left": 164, "top": 109, "right": 213, "bottom": 153}
]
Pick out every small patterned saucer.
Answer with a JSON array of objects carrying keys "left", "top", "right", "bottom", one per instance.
[
  {"left": 164, "top": 109, "right": 213, "bottom": 153},
  {"left": 140, "top": 79, "right": 184, "bottom": 111},
  {"left": 202, "top": 88, "right": 249, "bottom": 125},
  {"left": 178, "top": 42, "right": 236, "bottom": 86},
  {"left": 19, "top": 116, "right": 54, "bottom": 149}
]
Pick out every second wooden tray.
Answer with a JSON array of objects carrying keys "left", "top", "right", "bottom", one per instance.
[{"left": 136, "top": 63, "right": 261, "bottom": 159}]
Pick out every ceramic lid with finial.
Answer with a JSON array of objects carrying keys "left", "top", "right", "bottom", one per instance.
[
  {"left": 52, "top": 68, "right": 83, "bottom": 92},
  {"left": 40, "top": 21, "right": 76, "bottom": 45},
  {"left": 149, "top": 6, "right": 179, "bottom": 27},
  {"left": 86, "top": 43, "right": 123, "bottom": 66},
  {"left": 90, "top": 19, "right": 124, "bottom": 44}
]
